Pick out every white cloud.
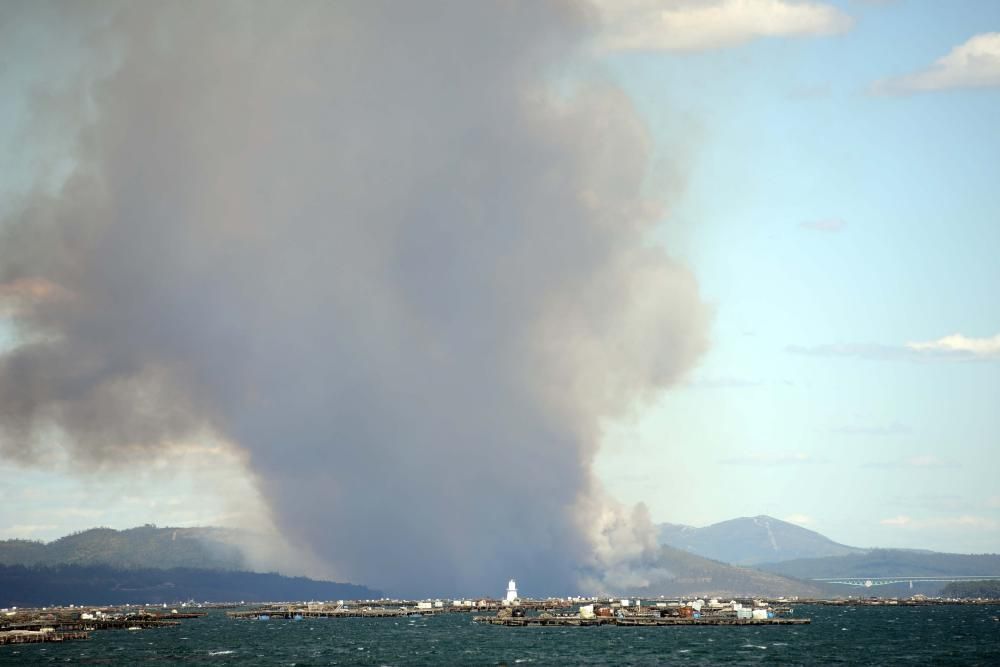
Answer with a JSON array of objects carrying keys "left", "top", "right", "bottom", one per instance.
[
  {"left": 719, "top": 451, "right": 825, "bottom": 465},
  {"left": 906, "top": 333, "right": 1000, "bottom": 359},
  {"left": 685, "top": 375, "right": 761, "bottom": 388},
  {"left": 830, "top": 421, "right": 910, "bottom": 436},
  {"left": 784, "top": 513, "right": 813, "bottom": 525},
  {"left": 799, "top": 218, "right": 846, "bottom": 232},
  {"left": 906, "top": 455, "right": 947, "bottom": 468},
  {"left": 864, "top": 455, "right": 957, "bottom": 470},
  {"left": 880, "top": 515, "right": 912, "bottom": 527},
  {"left": 596, "top": 0, "right": 854, "bottom": 52},
  {"left": 789, "top": 332, "right": 1000, "bottom": 362},
  {"left": 4, "top": 524, "right": 59, "bottom": 537},
  {"left": 880, "top": 515, "right": 999, "bottom": 531},
  {"left": 873, "top": 33, "right": 1000, "bottom": 94}
]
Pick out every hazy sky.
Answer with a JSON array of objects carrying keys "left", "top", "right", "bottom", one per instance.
[{"left": 0, "top": 0, "right": 998, "bottom": 577}]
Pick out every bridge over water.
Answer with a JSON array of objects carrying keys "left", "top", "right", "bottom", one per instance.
[{"left": 812, "top": 575, "right": 1000, "bottom": 588}]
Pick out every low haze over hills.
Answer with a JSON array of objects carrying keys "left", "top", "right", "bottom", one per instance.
[
  {"left": 632, "top": 545, "right": 822, "bottom": 598},
  {"left": 658, "top": 516, "right": 865, "bottom": 565},
  {"left": 7, "top": 523, "right": 995, "bottom": 600},
  {"left": 656, "top": 515, "right": 1000, "bottom": 596},
  {"left": 1, "top": 525, "right": 824, "bottom": 599}
]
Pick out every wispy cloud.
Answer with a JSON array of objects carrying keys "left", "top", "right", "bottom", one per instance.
[
  {"left": 799, "top": 218, "right": 845, "bottom": 232},
  {"left": 596, "top": 0, "right": 853, "bottom": 52},
  {"left": 4, "top": 524, "right": 59, "bottom": 537},
  {"left": 787, "top": 83, "right": 832, "bottom": 100},
  {"left": 685, "top": 375, "right": 761, "bottom": 389},
  {"left": 888, "top": 493, "right": 971, "bottom": 513},
  {"left": 719, "top": 452, "right": 826, "bottom": 466},
  {"left": 787, "top": 343, "right": 908, "bottom": 360},
  {"left": 788, "top": 333, "right": 1000, "bottom": 362},
  {"left": 879, "top": 515, "right": 912, "bottom": 527},
  {"left": 906, "top": 333, "right": 1000, "bottom": 360},
  {"left": 784, "top": 513, "right": 813, "bottom": 525},
  {"left": 907, "top": 455, "right": 953, "bottom": 468},
  {"left": 872, "top": 32, "right": 1000, "bottom": 94},
  {"left": 880, "top": 515, "right": 999, "bottom": 531},
  {"left": 830, "top": 421, "right": 911, "bottom": 437},
  {"left": 864, "top": 455, "right": 958, "bottom": 470}
]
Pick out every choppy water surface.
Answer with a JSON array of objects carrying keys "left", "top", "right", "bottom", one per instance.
[{"left": 2, "top": 604, "right": 998, "bottom": 665}]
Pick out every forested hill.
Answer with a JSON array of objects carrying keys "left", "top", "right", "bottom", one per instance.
[
  {"left": 0, "top": 525, "right": 247, "bottom": 570},
  {"left": 757, "top": 549, "right": 1000, "bottom": 579},
  {"left": 0, "top": 564, "right": 381, "bottom": 607},
  {"left": 940, "top": 579, "right": 1000, "bottom": 598}
]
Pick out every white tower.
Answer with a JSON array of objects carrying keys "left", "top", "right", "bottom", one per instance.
[{"left": 505, "top": 578, "right": 518, "bottom": 603}]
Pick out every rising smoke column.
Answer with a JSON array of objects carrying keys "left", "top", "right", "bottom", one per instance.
[{"left": 0, "top": 1, "right": 708, "bottom": 596}]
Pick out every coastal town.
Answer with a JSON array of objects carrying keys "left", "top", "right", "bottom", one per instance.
[{"left": 5, "top": 577, "right": 1000, "bottom": 647}]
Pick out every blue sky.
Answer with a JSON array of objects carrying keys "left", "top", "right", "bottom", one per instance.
[
  {"left": 0, "top": 1, "right": 998, "bottom": 556},
  {"left": 594, "top": 0, "right": 1000, "bottom": 552}
]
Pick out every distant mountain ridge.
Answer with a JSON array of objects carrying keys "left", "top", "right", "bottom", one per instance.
[
  {"left": 657, "top": 516, "right": 1000, "bottom": 596},
  {"left": 658, "top": 515, "right": 865, "bottom": 565},
  {"left": 1, "top": 524, "right": 822, "bottom": 599},
  {"left": 0, "top": 525, "right": 249, "bottom": 571},
  {"left": 0, "top": 525, "right": 383, "bottom": 605},
  {"left": 757, "top": 549, "right": 1000, "bottom": 580}
]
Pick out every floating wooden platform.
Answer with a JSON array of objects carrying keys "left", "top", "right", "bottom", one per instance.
[
  {"left": 228, "top": 608, "right": 443, "bottom": 620},
  {"left": 0, "top": 631, "right": 89, "bottom": 646},
  {"left": 474, "top": 616, "right": 810, "bottom": 627},
  {"left": 3, "top": 619, "right": 180, "bottom": 632}
]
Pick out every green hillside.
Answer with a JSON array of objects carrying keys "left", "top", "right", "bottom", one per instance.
[
  {"left": 0, "top": 563, "right": 381, "bottom": 607},
  {"left": 0, "top": 525, "right": 247, "bottom": 570},
  {"left": 940, "top": 580, "right": 1000, "bottom": 598}
]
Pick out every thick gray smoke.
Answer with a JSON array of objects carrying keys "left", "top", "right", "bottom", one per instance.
[{"left": 0, "top": 1, "right": 708, "bottom": 596}]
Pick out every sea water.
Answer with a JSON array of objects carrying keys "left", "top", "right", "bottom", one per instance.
[{"left": 2, "top": 604, "right": 998, "bottom": 665}]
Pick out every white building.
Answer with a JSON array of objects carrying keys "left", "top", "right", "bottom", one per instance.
[{"left": 505, "top": 579, "right": 518, "bottom": 603}]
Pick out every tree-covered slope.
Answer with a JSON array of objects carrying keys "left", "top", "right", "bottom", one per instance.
[
  {"left": 0, "top": 563, "right": 381, "bottom": 607},
  {"left": 940, "top": 579, "right": 1000, "bottom": 598},
  {"left": 0, "top": 525, "right": 246, "bottom": 570}
]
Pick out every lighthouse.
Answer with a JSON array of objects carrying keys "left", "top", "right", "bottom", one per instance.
[{"left": 505, "top": 578, "right": 518, "bottom": 603}]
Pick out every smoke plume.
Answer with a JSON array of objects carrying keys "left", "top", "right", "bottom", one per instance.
[{"left": 0, "top": 1, "right": 708, "bottom": 596}]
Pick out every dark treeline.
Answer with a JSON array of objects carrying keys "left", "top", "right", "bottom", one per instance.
[
  {"left": 0, "top": 564, "right": 380, "bottom": 607},
  {"left": 940, "top": 580, "right": 1000, "bottom": 598}
]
